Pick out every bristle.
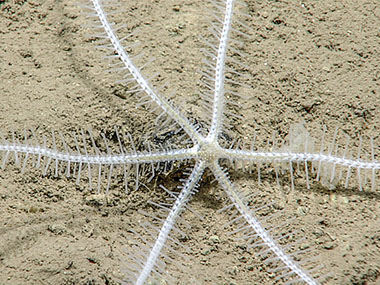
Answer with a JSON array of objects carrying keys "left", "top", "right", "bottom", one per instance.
[
  {"left": 304, "top": 134, "right": 310, "bottom": 189},
  {"left": 257, "top": 161, "right": 262, "bottom": 184},
  {"left": 345, "top": 155, "right": 353, "bottom": 189},
  {"left": 370, "top": 137, "right": 376, "bottom": 192},
  {"left": 329, "top": 143, "right": 338, "bottom": 184},
  {"left": 289, "top": 161, "right": 295, "bottom": 191},
  {"left": 339, "top": 134, "right": 351, "bottom": 182},
  {"left": 357, "top": 136, "right": 363, "bottom": 191},
  {"left": 316, "top": 125, "right": 327, "bottom": 181}
]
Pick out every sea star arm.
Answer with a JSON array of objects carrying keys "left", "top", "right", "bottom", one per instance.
[
  {"left": 208, "top": 0, "right": 235, "bottom": 141},
  {"left": 134, "top": 161, "right": 206, "bottom": 285},
  {"left": 222, "top": 149, "right": 380, "bottom": 171},
  {"left": 89, "top": 0, "right": 203, "bottom": 142},
  {"left": 0, "top": 142, "right": 197, "bottom": 167},
  {"left": 211, "top": 160, "right": 318, "bottom": 285}
]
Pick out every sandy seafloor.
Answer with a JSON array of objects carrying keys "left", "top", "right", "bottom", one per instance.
[{"left": 0, "top": 0, "right": 379, "bottom": 284}]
